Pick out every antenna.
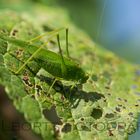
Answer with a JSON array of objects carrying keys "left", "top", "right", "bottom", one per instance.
[
  {"left": 96, "top": 0, "right": 108, "bottom": 43},
  {"left": 90, "top": 0, "right": 108, "bottom": 75}
]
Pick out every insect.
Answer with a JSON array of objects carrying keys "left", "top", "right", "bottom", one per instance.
[{"left": 0, "top": 28, "right": 89, "bottom": 91}]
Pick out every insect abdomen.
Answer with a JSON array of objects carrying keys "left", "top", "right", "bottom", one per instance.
[
  {"left": 37, "top": 58, "right": 88, "bottom": 83},
  {"left": 37, "top": 59, "right": 63, "bottom": 78}
]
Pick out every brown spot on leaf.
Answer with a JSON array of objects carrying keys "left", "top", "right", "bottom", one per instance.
[
  {"left": 108, "top": 129, "right": 114, "bottom": 136},
  {"left": 22, "top": 76, "right": 33, "bottom": 87},
  {"left": 105, "top": 113, "right": 114, "bottom": 118},
  {"left": 12, "top": 29, "right": 18, "bottom": 36},
  {"left": 115, "top": 107, "right": 121, "bottom": 112}
]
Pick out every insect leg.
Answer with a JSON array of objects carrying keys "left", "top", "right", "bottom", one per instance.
[
  {"left": 41, "top": 95, "right": 70, "bottom": 108},
  {"left": 57, "top": 34, "right": 67, "bottom": 76},
  {"left": 41, "top": 78, "right": 70, "bottom": 108},
  {"left": 57, "top": 34, "right": 65, "bottom": 64},
  {"left": 47, "top": 78, "right": 57, "bottom": 94},
  {"left": 66, "top": 28, "right": 70, "bottom": 58},
  {"left": 69, "top": 82, "right": 76, "bottom": 99},
  {"left": 15, "top": 34, "right": 56, "bottom": 74}
]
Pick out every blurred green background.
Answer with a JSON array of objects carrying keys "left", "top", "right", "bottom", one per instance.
[{"left": 0, "top": 0, "right": 140, "bottom": 64}]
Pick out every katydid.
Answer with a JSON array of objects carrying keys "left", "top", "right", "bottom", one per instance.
[{"left": 0, "top": 28, "right": 89, "bottom": 84}]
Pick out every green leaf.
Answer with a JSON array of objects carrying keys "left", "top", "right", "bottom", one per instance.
[{"left": 0, "top": 7, "right": 140, "bottom": 140}]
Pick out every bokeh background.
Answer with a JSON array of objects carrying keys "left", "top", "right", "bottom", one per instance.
[
  {"left": 0, "top": 0, "right": 140, "bottom": 63},
  {"left": 55, "top": 0, "right": 140, "bottom": 64},
  {"left": 0, "top": 0, "right": 140, "bottom": 140}
]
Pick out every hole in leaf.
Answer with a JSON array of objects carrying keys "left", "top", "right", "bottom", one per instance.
[
  {"left": 115, "top": 107, "right": 121, "bottom": 112},
  {"left": 91, "top": 108, "right": 103, "bottom": 119},
  {"left": 128, "top": 112, "right": 133, "bottom": 116},
  {"left": 81, "top": 118, "right": 84, "bottom": 121},
  {"left": 61, "top": 123, "right": 72, "bottom": 133}
]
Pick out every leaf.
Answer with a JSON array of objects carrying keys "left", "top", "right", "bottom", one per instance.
[{"left": 0, "top": 7, "right": 140, "bottom": 140}]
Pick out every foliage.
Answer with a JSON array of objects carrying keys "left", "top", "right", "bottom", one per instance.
[{"left": 0, "top": 5, "right": 140, "bottom": 140}]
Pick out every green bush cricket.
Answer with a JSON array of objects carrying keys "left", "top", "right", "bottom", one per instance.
[{"left": 0, "top": 28, "right": 89, "bottom": 92}]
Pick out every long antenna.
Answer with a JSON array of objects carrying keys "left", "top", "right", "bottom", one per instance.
[
  {"left": 28, "top": 27, "right": 65, "bottom": 43},
  {"left": 91, "top": 0, "right": 108, "bottom": 75},
  {"left": 96, "top": 0, "right": 108, "bottom": 43}
]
